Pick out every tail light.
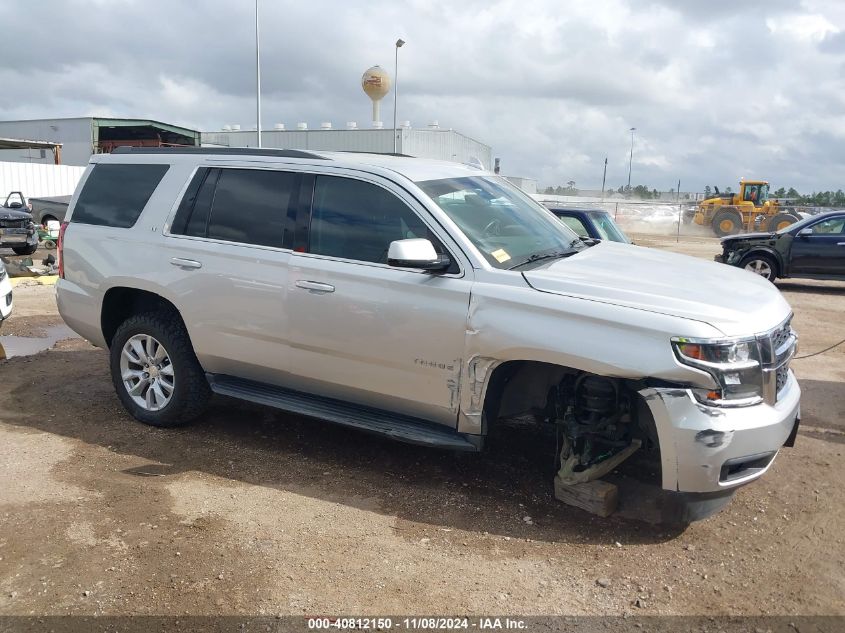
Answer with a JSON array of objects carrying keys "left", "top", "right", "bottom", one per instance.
[{"left": 57, "top": 221, "right": 69, "bottom": 279}]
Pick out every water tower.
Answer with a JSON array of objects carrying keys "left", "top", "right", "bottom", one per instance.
[{"left": 361, "top": 65, "right": 391, "bottom": 127}]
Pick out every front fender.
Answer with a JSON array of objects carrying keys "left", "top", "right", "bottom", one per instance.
[{"left": 456, "top": 282, "right": 723, "bottom": 434}]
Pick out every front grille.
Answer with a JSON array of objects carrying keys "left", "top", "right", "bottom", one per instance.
[
  {"left": 771, "top": 322, "right": 792, "bottom": 351},
  {"left": 1, "top": 220, "right": 27, "bottom": 229},
  {"left": 776, "top": 366, "right": 789, "bottom": 393},
  {"left": 761, "top": 317, "right": 796, "bottom": 402}
]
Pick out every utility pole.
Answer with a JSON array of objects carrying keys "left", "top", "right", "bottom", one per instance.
[
  {"left": 626, "top": 127, "right": 636, "bottom": 192},
  {"left": 601, "top": 157, "right": 607, "bottom": 199},
  {"left": 393, "top": 39, "right": 405, "bottom": 154},
  {"left": 255, "top": 0, "right": 262, "bottom": 148}
]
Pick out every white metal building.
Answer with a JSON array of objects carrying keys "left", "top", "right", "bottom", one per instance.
[
  {"left": 202, "top": 126, "right": 493, "bottom": 169},
  {"left": 0, "top": 117, "right": 200, "bottom": 166}
]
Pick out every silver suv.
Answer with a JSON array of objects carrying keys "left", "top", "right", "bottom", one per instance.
[{"left": 57, "top": 148, "right": 800, "bottom": 520}]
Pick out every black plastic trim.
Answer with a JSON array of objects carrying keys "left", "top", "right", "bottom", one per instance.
[{"left": 207, "top": 374, "right": 480, "bottom": 451}]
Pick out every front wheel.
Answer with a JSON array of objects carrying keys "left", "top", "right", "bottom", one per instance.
[
  {"left": 740, "top": 253, "right": 778, "bottom": 282},
  {"left": 109, "top": 311, "right": 210, "bottom": 427},
  {"left": 12, "top": 243, "right": 38, "bottom": 256}
]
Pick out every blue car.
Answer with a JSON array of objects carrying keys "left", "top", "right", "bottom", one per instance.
[{"left": 547, "top": 207, "right": 631, "bottom": 244}]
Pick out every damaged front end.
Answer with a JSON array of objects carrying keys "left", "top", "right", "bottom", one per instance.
[{"left": 552, "top": 375, "right": 643, "bottom": 485}]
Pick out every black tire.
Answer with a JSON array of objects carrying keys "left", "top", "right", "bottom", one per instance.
[
  {"left": 109, "top": 310, "right": 210, "bottom": 427},
  {"left": 739, "top": 253, "right": 778, "bottom": 282},
  {"left": 712, "top": 208, "right": 743, "bottom": 237},
  {"left": 763, "top": 213, "right": 800, "bottom": 232},
  {"left": 11, "top": 243, "right": 38, "bottom": 256}
]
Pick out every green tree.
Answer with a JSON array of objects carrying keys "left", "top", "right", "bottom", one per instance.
[{"left": 773, "top": 187, "right": 786, "bottom": 198}]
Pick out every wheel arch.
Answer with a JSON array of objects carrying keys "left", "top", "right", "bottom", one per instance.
[
  {"left": 739, "top": 247, "right": 784, "bottom": 276},
  {"left": 101, "top": 286, "right": 183, "bottom": 348},
  {"left": 469, "top": 359, "right": 656, "bottom": 437}
]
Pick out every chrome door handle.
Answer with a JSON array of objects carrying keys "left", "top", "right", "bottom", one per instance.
[
  {"left": 295, "top": 280, "right": 335, "bottom": 293},
  {"left": 170, "top": 257, "right": 202, "bottom": 269},
  {"left": 837, "top": 242, "right": 845, "bottom": 246}
]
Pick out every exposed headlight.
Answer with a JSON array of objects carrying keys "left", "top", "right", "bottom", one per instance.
[{"left": 672, "top": 337, "right": 763, "bottom": 406}]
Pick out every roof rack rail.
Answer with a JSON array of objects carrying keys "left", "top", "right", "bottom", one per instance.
[
  {"left": 110, "top": 146, "right": 328, "bottom": 160},
  {"left": 333, "top": 150, "right": 413, "bottom": 158}
]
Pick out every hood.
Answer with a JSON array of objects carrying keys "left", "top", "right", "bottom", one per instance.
[
  {"left": 721, "top": 232, "right": 775, "bottom": 244},
  {"left": 0, "top": 208, "right": 33, "bottom": 222},
  {"left": 521, "top": 241, "right": 791, "bottom": 337}
]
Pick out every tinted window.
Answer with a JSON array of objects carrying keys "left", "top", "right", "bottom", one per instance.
[
  {"left": 185, "top": 170, "right": 218, "bottom": 238},
  {"left": 309, "top": 176, "right": 436, "bottom": 263},
  {"left": 808, "top": 217, "right": 845, "bottom": 235},
  {"left": 73, "top": 164, "right": 169, "bottom": 228},
  {"left": 205, "top": 169, "right": 296, "bottom": 247}
]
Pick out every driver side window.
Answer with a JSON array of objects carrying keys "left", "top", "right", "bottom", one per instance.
[
  {"left": 308, "top": 175, "right": 438, "bottom": 264},
  {"left": 809, "top": 218, "right": 845, "bottom": 235}
]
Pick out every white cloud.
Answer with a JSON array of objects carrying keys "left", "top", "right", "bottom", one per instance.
[{"left": 0, "top": 0, "right": 842, "bottom": 192}]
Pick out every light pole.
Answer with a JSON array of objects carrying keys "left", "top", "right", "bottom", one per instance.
[
  {"left": 626, "top": 127, "right": 636, "bottom": 193},
  {"left": 601, "top": 157, "right": 607, "bottom": 199},
  {"left": 393, "top": 38, "right": 405, "bottom": 154},
  {"left": 255, "top": 0, "right": 262, "bottom": 148}
]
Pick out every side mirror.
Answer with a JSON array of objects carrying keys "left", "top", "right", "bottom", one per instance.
[
  {"left": 797, "top": 228, "right": 812, "bottom": 237},
  {"left": 387, "top": 238, "right": 450, "bottom": 271}
]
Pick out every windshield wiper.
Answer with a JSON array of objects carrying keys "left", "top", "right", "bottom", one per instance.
[{"left": 508, "top": 249, "right": 574, "bottom": 270}]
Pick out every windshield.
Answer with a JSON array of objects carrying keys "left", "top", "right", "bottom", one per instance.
[
  {"left": 743, "top": 183, "right": 769, "bottom": 204},
  {"left": 417, "top": 176, "right": 584, "bottom": 269},
  {"left": 590, "top": 212, "right": 630, "bottom": 243}
]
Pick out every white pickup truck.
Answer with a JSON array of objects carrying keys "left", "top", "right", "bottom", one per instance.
[{"left": 56, "top": 147, "right": 800, "bottom": 522}]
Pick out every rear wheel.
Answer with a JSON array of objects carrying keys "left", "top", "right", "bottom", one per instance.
[
  {"left": 109, "top": 311, "right": 210, "bottom": 427},
  {"left": 740, "top": 253, "right": 778, "bottom": 282},
  {"left": 764, "top": 213, "right": 800, "bottom": 232},
  {"left": 11, "top": 243, "right": 37, "bottom": 256},
  {"left": 712, "top": 208, "right": 743, "bottom": 237}
]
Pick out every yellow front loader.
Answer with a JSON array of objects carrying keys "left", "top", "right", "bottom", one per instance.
[{"left": 693, "top": 180, "right": 800, "bottom": 237}]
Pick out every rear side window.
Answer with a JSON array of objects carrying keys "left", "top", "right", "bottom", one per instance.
[
  {"left": 172, "top": 168, "right": 296, "bottom": 248},
  {"left": 72, "top": 164, "right": 169, "bottom": 228}
]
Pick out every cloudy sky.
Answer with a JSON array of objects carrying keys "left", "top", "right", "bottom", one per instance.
[{"left": 1, "top": 0, "right": 844, "bottom": 192}]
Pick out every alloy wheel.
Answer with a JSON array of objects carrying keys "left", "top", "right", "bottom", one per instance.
[{"left": 119, "top": 334, "right": 175, "bottom": 411}]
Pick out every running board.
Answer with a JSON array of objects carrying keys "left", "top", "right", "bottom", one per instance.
[{"left": 207, "top": 374, "right": 480, "bottom": 452}]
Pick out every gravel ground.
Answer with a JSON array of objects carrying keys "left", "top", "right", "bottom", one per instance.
[{"left": 0, "top": 238, "right": 843, "bottom": 618}]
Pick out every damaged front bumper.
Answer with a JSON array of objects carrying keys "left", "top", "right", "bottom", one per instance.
[{"left": 639, "top": 370, "right": 800, "bottom": 494}]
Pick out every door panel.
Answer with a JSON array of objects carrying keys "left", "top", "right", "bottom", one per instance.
[
  {"left": 163, "top": 237, "right": 293, "bottom": 383},
  {"left": 789, "top": 216, "right": 845, "bottom": 275},
  {"left": 286, "top": 254, "right": 471, "bottom": 425},
  {"left": 164, "top": 167, "right": 301, "bottom": 384},
  {"left": 286, "top": 173, "right": 472, "bottom": 426}
]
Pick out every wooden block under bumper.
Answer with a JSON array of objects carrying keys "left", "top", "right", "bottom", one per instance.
[{"left": 554, "top": 476, "right": 618, "bottom": 517}]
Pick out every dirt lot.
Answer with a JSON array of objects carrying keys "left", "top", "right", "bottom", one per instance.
[{"left": 0, "top": 237, "right": 843, "bottom": 619}]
